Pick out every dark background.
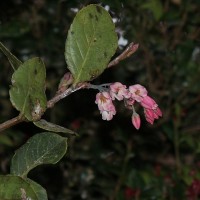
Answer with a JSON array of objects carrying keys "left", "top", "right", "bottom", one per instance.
[{"left": 0, "top": 0, "right": 200, "bottom": 199}]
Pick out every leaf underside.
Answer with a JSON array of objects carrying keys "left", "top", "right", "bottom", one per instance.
[
  {"left": 34, "top": 119, "right": 77, "bottom": 136},
  {"left": 10, "top": 132, "right": 68, "bottom": 178}
]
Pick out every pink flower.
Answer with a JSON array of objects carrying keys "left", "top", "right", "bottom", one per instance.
[
  {"left": 129, "top": 84, "right": 147, "bottom": 102},
  {"left": 144, "top": 109, "right": 155, "bottom": 124},
  {"left": 110, "top": 82, "right": 131, "bottom": 101},
  {"left": 95, "top": 92, "right": 116, "bottom": 121},
  {"left": 141, "top": 96, "right": 157, "bottom": 109},
  {"left": 101, "top": 109, "right": 116, "bottom": 120},
  {"left": 132, "top": 112, "right": 141, "bottom": 130},
  {"left": 95, "top": 91, "right": 112, "bottom": 111},
  {"left": 142, "top": 96, "right": 162, "bottom": 125}
]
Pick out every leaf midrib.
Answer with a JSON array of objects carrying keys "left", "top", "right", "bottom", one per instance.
[
  {"left": 74, "top": 14, "right": 97, "bottom": 83},
  {"left": 21, "top": 65, "right": 31, "bottom": 117}
]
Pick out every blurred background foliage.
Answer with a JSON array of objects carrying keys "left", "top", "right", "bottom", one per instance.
[{"left": 0, "top": 0, "right": 200, "bottom": 199}]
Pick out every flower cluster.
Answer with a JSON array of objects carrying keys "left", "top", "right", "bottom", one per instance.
[{"left": 95, "top": 82, "right": 162, "bottom": 130}]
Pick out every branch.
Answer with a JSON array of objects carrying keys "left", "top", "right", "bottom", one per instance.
[
  {"left": 0, "top": 115, "right": 24, "bottom": 133},
  {"left": 108, "top": 42, "right": 139, "bottom": 68},
  {"left": 47, "top": 82, "right": 88, "bottom": 108},
  {"left": 0, "top": 83, "right": 89, "bottom": 133}
]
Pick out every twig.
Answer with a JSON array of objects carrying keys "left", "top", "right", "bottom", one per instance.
[
  {"left": 0, "top": 83, "right": 89, "bottom": 133},
  {"left": 47, "top": 82, "right": 88, "bottom": 108},
  {"left": 108, "top": 42, "right": 139, "bottom": 68},
  {"left": 0, "top": 115, "right": 24, "bottom": 133}
]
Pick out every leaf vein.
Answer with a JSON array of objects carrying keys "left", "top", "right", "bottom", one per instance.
[{"left": 75, "top": 39, "right": 84, "bottom": 60}]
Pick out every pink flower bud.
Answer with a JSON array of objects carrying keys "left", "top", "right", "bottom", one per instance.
[
  {"left": 155, "top": 107, "right": 162, "bottom": 117},
  {"left": 141, "top": 96, "right": 157, "bottom": 109},
  {"left": 144, "top": 109, "right": 155, "bottom": 124},
  {"left": 132, "top": 112, "right": 141, "bottom": 130},
  {"left": 144, "top": 108, "right": 154, "bottom": 119},
  {"left": 144, "top": 106, "right": 162, "bottom": 125}
]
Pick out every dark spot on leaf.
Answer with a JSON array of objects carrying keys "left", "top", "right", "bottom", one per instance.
[
  {"left": 95, "top": 15, "right": 98, "bottom": 21},
  {"left": 93, "top": 38, "right": 97, "bottom": 42},
  {"left": 34, "top": 69, "right": 38, "bottom": 75},
  {"left": 89, "top": 13, "right": 93, "bottom": 19},
  {"left": 96, "top": 6, "right": 102, "bottom": 14},
  {"left": 104, "top": 52, "right": 107, "bottom": 58},
  {"left": 71, "top": 31, "right": 74, "bottom": 35}
]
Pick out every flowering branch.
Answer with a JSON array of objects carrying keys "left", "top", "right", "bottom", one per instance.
[{"left": 0, "top": 42, "right": 161, "bottom": 133}]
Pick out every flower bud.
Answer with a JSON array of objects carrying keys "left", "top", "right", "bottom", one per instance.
[
  {"left": 58, "top": 72, "right": 74, "bottom": 93},
  {"left": 132, "top": 112, "right": 141, "bottom": 130}
]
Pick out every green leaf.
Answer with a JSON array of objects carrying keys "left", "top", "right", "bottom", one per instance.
[
  {"left": 34, "top": 119, "right": 78, "bottom": 136},
  {"left": 65, "top": 4, "right": 118, "bottom": 85},
  {"left": 10, "top": 132, "right": 68, "bottom": 178},
  {"left": 0, "top": 175, "right": 47, "bottom": 200},
  {"left": 0, "top": 42, "right": 22, "bottom": 71},
  {"left": 26, "top": 179, "right": 48, "bottom": 200},
  {"left": 9, "top": 57, "right": 47, "bottom": 121}
]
